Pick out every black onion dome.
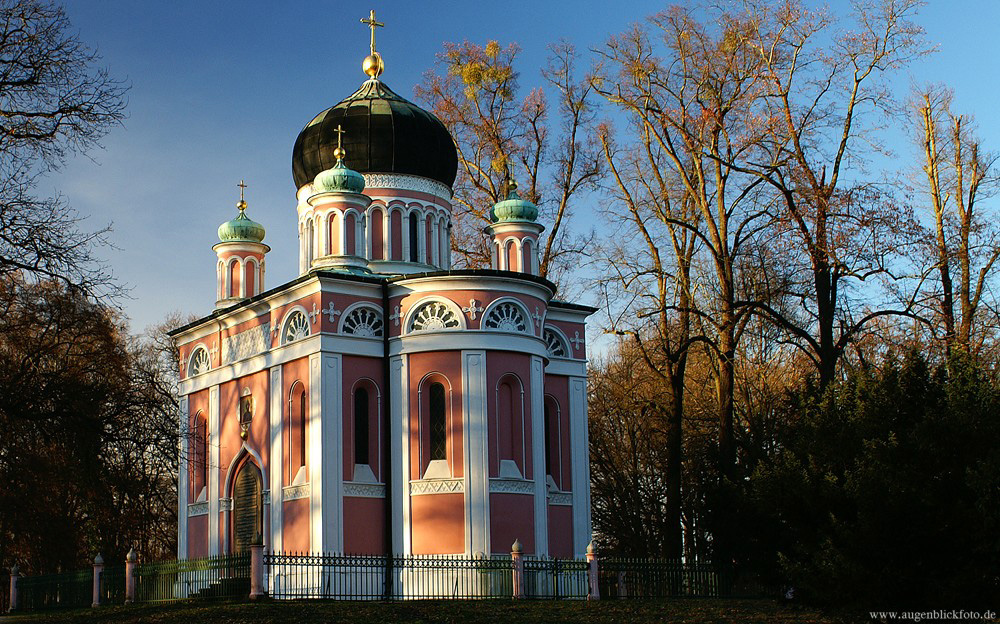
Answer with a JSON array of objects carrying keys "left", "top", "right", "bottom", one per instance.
[{"left": 292, "top": 80, "right": 458, "bottom": 190}]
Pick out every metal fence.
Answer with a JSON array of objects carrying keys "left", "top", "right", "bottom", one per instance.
[
  {"left": 523, "top": 557, "right": 589, "bottom": 599},
  {"left": 598, "top": 559, "right": 726, "bottom": 598},
  {"left": 265, "top": 552, "right": 516, "bottom": 600},
  {"left": 135, "top": 552, "right": 251, "bottom": 603},
  {"left": 17, "top": 568, "right": 92, "bottom": 611}
]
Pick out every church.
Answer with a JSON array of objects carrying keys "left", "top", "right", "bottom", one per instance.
[{"left": 171, "top": 12, "right": 594, "bottom": 562}]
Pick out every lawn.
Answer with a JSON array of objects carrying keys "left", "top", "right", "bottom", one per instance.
[{"left": 1, "top": 599, "right": 849, "bottom": 623}]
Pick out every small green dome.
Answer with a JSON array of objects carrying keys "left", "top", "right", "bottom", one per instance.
[
  {"left": 490, "top": 182, "right": 538, "bottom": 223},
  {"left": 313, "top": 157, "right": 366, "bottom": 194},
  {"left": 218, "top": 202, "right": 266, "bottom": 243}
]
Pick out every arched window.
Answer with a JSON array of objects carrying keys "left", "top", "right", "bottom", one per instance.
[
  {"left": 484, "top": 301, "right": 529, "bottom": 333},
  {"left": 506, "top": 239, "right": 518, "bottom": 272},
  {"left": 244, "top": 259, "right": 257, "bottom": 297},
  {"left": 354, "top": 387, "right": 369, "bottom": 465},
  {"left": 306, "top": 218, "right": 315, "bottom": 264},
  {"left": 543, "top": 327, "right": 568, "bottom": 358},
  {"left": 522, "top": 239, "right": 534, "bottom": 274},
  {"left": 370, "top": 207, "right": 384, "bottom": 260},
  {"left": 342, "top": 306, "right": 383, "bottom": 337},
  {"left": 429, "top": 382, "right": 446, "bottom": 461},
  {"left": 496, "top": 374, "right": 524, "bottom": 478},
  {"left": 425, "top": 215, "right": 434, "bottom": 264},
  {"left": 544, "top": 395, "right": 562, "bottom": 487},
  {"left": 189, "top": 346, "right": 211, "bottom": 376},
  {"left": 408, "top": 212, "right": 419, "bottom": 262},
  {"left": 289, "top": 381, "right": 307, "bottom": 480},
  {"left": 329, "top": 213, "right": 340, "bottom": 256},
  {"left": 194, "top": 411, "right": 208, "bottom": 499},
  {"left": 346, "top": 212, "right": 357, "bottom": 256},
  {"left": 282, "top": 310, "right": 310, "bottom": 344},
  {"left": 409, "top": 300, "right": 460, "bottom": 332},
  {"left": 229, "top": 259, "right": 240, "bottom": 298}
]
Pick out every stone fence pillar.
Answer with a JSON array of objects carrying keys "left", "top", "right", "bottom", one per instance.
[
  {"left": 8, "top": 564, "right": 18, "bottom": 612},
  {"left": 586, "top": 541, "right": 599, "bottom": 601},
  {"left": 511, "top": 539, "right": 524, "bottom": 600},
  {"left": 91, "top": 553, "right": 104, "bottom": 608},
  {"left": 125, "top": 548, "right": 137, "bottom": 604},
  {"left": 249, "top": 543, "right": 264, "bottom": 600}
]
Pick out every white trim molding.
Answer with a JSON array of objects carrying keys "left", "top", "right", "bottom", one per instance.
[
  {"left": 187, "top": 501, "right": 208, "bottom": 517},
  {"left": 409, "top": 478, "right": 465, "bottom": 495},
  {"left": 283, "top": 483, "right": 311, "bottom": 501},
  {"left": 343, "top": 482, "right": 386, "bottom": 498},
  {"left": 488, "top": 478, "right": 534, "bottom": 495}
]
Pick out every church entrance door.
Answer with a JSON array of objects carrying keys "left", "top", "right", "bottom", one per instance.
[{"left": 232, "top": 460, "right": 262, "bottom": 553}]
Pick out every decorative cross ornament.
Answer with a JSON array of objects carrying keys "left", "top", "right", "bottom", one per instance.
[
  {"left": 309, "top": 303, "right": 320, "bottom": 324},
  {"left": 360, "top": 9, "right": 384, "bottom": 55},
  {"left": 178, "top": 357, "right": 186, "bottom": 375},
  {"left": 332, "top": 125, "right": 345, "bottom": 150},
  {"left": 237, "top": 179, "right": 247, "bottom": 202},
  {"left": 462, "top": 299, "right": 484, "bottom": 320},
  {"left": 533, "top": 307, "right": 544, "bottom": 329},
  {"left": 389, "top": 305, "right": 402, "bottom": 326},
  {"left": 209, "top": 341, "right": 219, "bottom": 361},
  {"left": 323, "top": 302, "right": 342, "bottom": 324},
  {"left": 571, "top": 331, "right": 584, "bottom": 351}
]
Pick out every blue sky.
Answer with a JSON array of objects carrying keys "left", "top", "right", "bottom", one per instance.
[{"left": 55, "top": 1, "right": 1000, "bottom": 334}]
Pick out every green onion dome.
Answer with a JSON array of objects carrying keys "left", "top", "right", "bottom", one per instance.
[
  {"left": 313, "top": 153, "right": 366, "bottom": 194},
  {"left": 218, "top": 200, "right": 266, "bottom": 243},
  {"left": 490, "top": 181, "right": 538, "bottom": 223}
]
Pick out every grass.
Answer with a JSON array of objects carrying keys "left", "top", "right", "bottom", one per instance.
[{"left": 0, "top": 598, "right": 851, "bottom": 623}]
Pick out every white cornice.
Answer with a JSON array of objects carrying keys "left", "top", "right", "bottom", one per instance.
[
  {"left": 390, "top": 275, "right": 553, "bottom": 300},
  {"left": 391, "top": 330, "right": 547, "bottom": 359}
]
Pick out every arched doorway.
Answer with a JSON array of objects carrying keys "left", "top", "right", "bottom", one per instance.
[{"left": 231, "top": 459, "right": 263, "bottom": 553}]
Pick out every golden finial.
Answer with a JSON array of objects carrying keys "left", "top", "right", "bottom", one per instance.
[
  {"left": 360, "top": 9, "right": 385, "bottom": 78},
  {"left": 333, "top": 124, "right": 346, "bottom": 160},
  {"left": 236, "top": 179, "right": 248, "bottom": 211}
]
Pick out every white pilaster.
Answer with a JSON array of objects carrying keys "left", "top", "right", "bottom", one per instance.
[
  {"left": 393, "top": 355, "right": 408, "bottom": 554},
  {"left": 530, "top": 356, "right": 548, "bottom": 556},
  {"left": 321, "top": 353, "right": 344, "bottom": 553},
  {"left": 268, "top": 366, "right": 283, "bottom": 553},
  {"left": 308, "top": 353, "right": 323, "bottom": 553},
  {"left": 462, "top": 350, "right": 489, "bottom": 555},
  {"left": 208, "top": 384, "right": 220, "bottom": 556},
  {"left": 178, "top": 396, "right": 189, "bottom": 560},
  {"left": 569, "top": 376, "right": 589, "bottom": 557}
]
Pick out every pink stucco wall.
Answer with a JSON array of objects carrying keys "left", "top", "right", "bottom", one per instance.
[
  {"left": 411, "top": 493, "right": 465, "bottom": 554},
  {"left": 547, "top": 505, "right": 574, "bottom": 558},
  {"left": 490, "top": 493, "right": 534, "bottom": 555},
  {"left": 486, "top": 352, "right": 534, "bottom": 479},
  {"left": 343, "top": 497, "right": 386, "bottom": 554},
  {"left": 282, "top": 498, "right": 310, "bottom": 552}
]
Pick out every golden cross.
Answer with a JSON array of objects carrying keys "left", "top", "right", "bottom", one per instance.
[
  {"left": 360, "top": 9, "right": 384, "bottom": 56},
  {"left": 333, "top": 124, "right": 346, "bottom": 150},
  {"left": 237, "top": 179, "right": 247, "bottom": 202}
]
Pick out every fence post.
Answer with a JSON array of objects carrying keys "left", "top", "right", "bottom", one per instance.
[
  {"left": 125, "top": 547, "right": 137, "bottom": 604},
  {"left": 586, "top": 541, "right": 599, "bottom": 601},
  {"left": 8, "top": 564, "right": 18, "bottom": 612},
  {"left": 511, "top": 539, "right": 524, "bottom": 600},
  {"left": 92, "top": 553, "right": 104, "bottom": 608},
  {"left": 250, "top": 543, "right": 264, "bottom": 600}
]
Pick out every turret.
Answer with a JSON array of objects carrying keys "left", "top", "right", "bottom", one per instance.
[
  {"left": 486, "top": 181, "right": 544, "bottom": 275},
  {"left": 302, "top": 127, "right": 373, "bottom": 274},
  {"left": 214, "top": 181, "right": 269, "bottom": 308}
]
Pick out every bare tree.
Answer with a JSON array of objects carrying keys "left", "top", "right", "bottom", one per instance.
[
  {"left": 416, "top": 40, "right": 600, "bottom": 284},
  {"left": 734, "top": 0, "right": 928, "bottom": 388},
  {"left": 915, "top": 86, "right": 1000, "bottom": 358},
  {"left": 0, "top": 0, "right": 127, "bottom": 297}
]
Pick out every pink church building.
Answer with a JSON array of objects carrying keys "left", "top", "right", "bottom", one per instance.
[{"left": 171, "top": 40, "right": 594, "bottom": 563}]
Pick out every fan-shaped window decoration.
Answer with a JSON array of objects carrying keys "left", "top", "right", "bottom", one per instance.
[
  {"left": 484, "top": 302, "right": 528, "bottom": 333},
  {"left": 343, "top": 307, "right": 384, "bottom": 338},
  {"left": 283, "top": 310, "right": 310, "bottom": 344},
  {"left": 189, "top": 346, "right": 211, "bottom": 376},
  {"left": 410, "top": 301, "right": 460, "bottom": 332},
  {"left": 544, "top": 328, "right": 568, "bottom": 358}
]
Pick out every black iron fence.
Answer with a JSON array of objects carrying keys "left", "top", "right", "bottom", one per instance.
[
  {"left": 6, "top": 551, "right": 769, "bottom": 610},
  {"left": 135, "top": 552, "right": 251, "bottom": 603},
  {"left": 265, "top": 552, "right": 516, "bottom": 600},
  {"left": 17, "top": 568, "right": 92, "bottom": 611},
  {"left": 598, "top": 558, "right": 725, "bottom": 598}
]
